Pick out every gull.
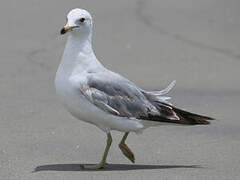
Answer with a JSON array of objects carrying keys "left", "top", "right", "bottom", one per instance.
[{"left": 55, "top": 8, "right": 214, "bottom": 169}]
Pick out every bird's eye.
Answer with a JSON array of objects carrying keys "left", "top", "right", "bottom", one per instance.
[{"left": 79, "top": 18, "right": 85, "bottom": 23}]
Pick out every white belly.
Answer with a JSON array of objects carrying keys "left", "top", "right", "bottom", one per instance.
[{"left": 55, "top": 75, "right": 143, "bottom": 133}]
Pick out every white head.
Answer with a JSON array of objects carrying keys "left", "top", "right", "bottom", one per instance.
[{"left": 60, "top": 8, "right": 93, "bottom": 36}]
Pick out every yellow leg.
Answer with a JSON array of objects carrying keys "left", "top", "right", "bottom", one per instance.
[
  {"left": 82, "top": 133, "right": 112, "bottom": 169},
  {"left": 119, "top": 132, "right": 135, "bottom": 163}
]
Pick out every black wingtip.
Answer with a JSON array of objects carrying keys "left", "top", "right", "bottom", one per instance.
[{"left": 172, "top": 107, "right": 215, "bottom": 125}]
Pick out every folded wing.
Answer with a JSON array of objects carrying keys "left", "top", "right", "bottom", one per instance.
[
  {"left": 78, "top": 73, "right": 214, "bottom": 125},
  {"left": 80, "top": 75, "right": 160, "bottom": 118}
]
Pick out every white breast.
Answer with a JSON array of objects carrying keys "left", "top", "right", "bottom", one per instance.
[{"left": 55, "top": 34, "right": 144, "bottom": 133}]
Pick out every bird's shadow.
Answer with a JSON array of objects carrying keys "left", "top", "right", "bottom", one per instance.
[{"left": 33, "top": 163, "right": 202, "bottom": 172}]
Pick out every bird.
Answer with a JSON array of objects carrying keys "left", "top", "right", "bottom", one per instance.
[{"left": 55, "top": 8, "right": 214, "bottom": 169}]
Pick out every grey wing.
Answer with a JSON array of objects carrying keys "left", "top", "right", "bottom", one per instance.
[
  {"left": 80, "top": 75, "right": 159, "bottom": 118},
  {"left": 79, "top": 75, "right": 213, "bottom": 125}
]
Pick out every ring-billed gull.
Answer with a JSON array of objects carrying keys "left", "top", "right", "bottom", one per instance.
[{"left": 55, "top": 8, "right": 214, "bottom": 169}]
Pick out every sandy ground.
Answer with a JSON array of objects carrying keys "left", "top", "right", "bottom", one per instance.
[{"left": 0, "top": 0, "right": 240, "bottom": 179}]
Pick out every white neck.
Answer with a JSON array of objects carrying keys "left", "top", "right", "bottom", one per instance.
[
  {"left": 67, "top": 31, "right": 93, "bottom": 56},
  {"left": 56, "top": 32, "right": 104, "bottom": 78}
]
